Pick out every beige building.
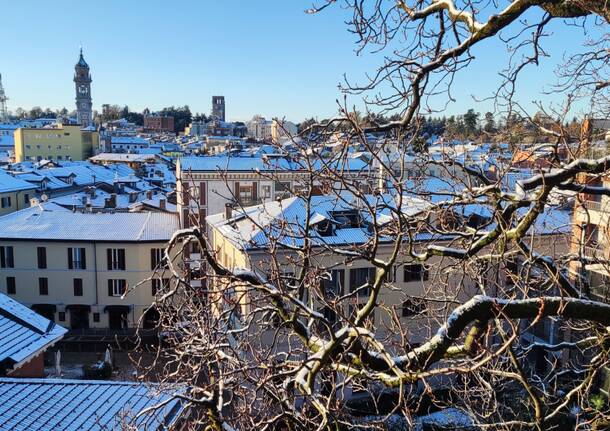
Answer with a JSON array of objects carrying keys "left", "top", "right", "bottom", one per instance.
[
  {"left": 206, "top": 195, "right": 571, "bottom": 352},
  {"left": 14, "top": 123, "right": 99, "bottom": 162},
  {"left": 0, "top": 204, "right": 179, "bottom": 330},
  {"left": 271, "top": 119, "right": 298, "bottom": 144}
]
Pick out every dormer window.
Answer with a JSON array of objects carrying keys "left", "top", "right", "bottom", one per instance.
[
  {"left": 330, "top": 210, "right": 365, "bottom": 229},
  {"left": 315, "top": 219, "right": 335, "bottom": 237}
]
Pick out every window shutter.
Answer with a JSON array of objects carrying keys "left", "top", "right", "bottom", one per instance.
[
  {"left": 252, "top": 182, "right": 258, "bottom": 200},
  {"left": 0, "top": 247, "right": 5, "bottom": 268},
  {"left": 37, "top": 247, "right": 46, "bottom": 269},
  {"left": 67, "top": 248, "right": 73, "bottom": 269},
  {"left": 151, "top": 249, "right": 156, "bottom": 270},
  {"left": 234, "top": 182, "right": 240, "bottom": 199},
  {"left": 199, "top": 209, "right": 207, "bottom": 229},
  {"left": 182, "top": 209, "right": 190, "bottom": 228},
  {"left": 7, "top": 247, "right": 13, "bottom": 268},
  {"left": 81, "top": 248, "right": 86, "bottom": 269},
  {"left": 108, "top": 279, "right": 113, "bottom": 296},
  {"left": 181, "top": 181, "right": 189, "bottom": 205},
  {"left": 106, "top": 249, "right": 112, "bottom": 270},
  {"left": 199, "top": 182, "right": 206, "bottom": 205},
  {"left": 119, "top": 249, "right": 126, "bottom": 270}
]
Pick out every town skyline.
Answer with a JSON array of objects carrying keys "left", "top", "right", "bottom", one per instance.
[{"left": 0, "top": 1, "right": 599, "bottom": 122}]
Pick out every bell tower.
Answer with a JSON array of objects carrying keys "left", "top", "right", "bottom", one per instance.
[{"left": 74, "top": 48, "right": 92, "bottom": 126}]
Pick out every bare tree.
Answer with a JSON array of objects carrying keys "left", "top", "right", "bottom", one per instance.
[{"left": 135, "top": 1, "right": 610, "bottom": 430}]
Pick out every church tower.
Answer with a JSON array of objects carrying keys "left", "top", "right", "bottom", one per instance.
[{"left": 74, "top": 48, "right": 92, "bottom": 126}]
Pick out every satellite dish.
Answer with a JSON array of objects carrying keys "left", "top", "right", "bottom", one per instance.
[{"left": 40, "top": 194, "right": 48, "bottom": 202}]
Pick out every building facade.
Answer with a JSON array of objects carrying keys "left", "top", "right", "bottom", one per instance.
[
  {"left": 14, "top": 124, "right": 99, "bottom": 162},
  {"left": 246, "top": 115, "right": 273, "bottom": 141},
  {"left": 74, "top": 49, "right": 93, "bottom": 127},
  {"left": 176, "top": 155, "right": 306, "bottom": 227},
  {"left": 271, "top": 119, "right": 298, "bottom": 143},
  {"left": 211, "top": 96, "right": 225, "bottom": 121},
  {"left": 143, "top": 114, "right": 175, "bottom": 133},
  {"left": 0, "top": 206, "right": 179, "bottom": 330}
]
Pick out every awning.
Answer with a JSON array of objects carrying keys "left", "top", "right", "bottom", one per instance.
[
  {"left": 65, "top": 304, "right": 92, "bottom": 312},
  {"left": 30, "top": 304, "right": 57, "bottom": 312},
  {"left": 103, "top": 305, "right": 132, "bottom": 314}
]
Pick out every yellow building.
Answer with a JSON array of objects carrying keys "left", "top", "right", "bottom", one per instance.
[
  {"left": 14, "top": 124, "right": 99, "bottom": 162},
  {"left": 0, "top": 170, "right": 36, "bottom": 216}
]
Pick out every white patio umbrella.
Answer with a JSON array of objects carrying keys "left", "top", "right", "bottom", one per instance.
[
  {"left": 104, "top": 347, "right": 112, "bottom": 366},
  {"left": 54, "top": 350, "right": 61, "bottom": 376}
]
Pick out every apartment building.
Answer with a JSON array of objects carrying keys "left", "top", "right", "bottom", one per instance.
[
  {"left": 206, "top": 194, "right": 570, "bottom": 350},
  {"left": 14, "top": 123, "right": 99, "bottom": 162},
  {"left": 571, "top": 176, "right": 610, "bottom": 299},
  {"left": 0, "top": 170, "right": 36, "bottom": 216},
  {"left": 143, "top": 114, "right": 174, "bottom": 133},
  {"left": 176, "top": 155, "right": 307, "bottom": 227},
  {"left": 0, "top": 204, "right": 179, "bottom": 330}
]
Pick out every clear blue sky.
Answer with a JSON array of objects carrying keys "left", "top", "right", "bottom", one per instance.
[{"left": 0, "top": 1, "right": 594, "bottom": 122}]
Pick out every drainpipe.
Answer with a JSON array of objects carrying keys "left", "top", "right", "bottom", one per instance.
[{"left": 93, "top": 241, "right": 99, "bottom": 309}]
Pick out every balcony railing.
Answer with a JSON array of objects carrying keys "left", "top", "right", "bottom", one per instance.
[
  {"left": 584, "top": 244, "right": 607, "bottom": 258},
  {"left": 583, "top": 200, "right": 604, "bottom": 212},
  {"left": 237, "top": 197, "right": 263, "bottom": 207}
]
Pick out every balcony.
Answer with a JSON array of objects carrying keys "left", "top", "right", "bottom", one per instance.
[
  {"left": 583, "top": 200, "right": 604, "bottom": 212},
  {"left": 583, "top": 243, "right": 605, "bottom": 257},
  {"left": 236, "top": 197, "right": 263, "bottom": 207}
]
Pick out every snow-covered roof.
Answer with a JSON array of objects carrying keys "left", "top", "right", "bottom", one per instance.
[
  {"left": 0, "top": 293, "right": 67, "bottom": 369},
  {"left": 179, "top": 155, "right": 300, "bottom": 172},
  {"left": 90, "top": 153, "right": 159, "bottom": 163},
  {"left": 0, "top": 170, "right": 37, "bottom": 193},
  {"left": 207, "top": 193, "right": 433, "bottom": 250},
  {"left": 0, "top": 378, "right": 186, "bottom": 430},
  {"left": 0, "top": 205, "right": 179, "bottom": 242}
]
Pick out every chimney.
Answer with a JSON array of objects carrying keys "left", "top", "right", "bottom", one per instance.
[
  {"left": 225, "top": 203, "right": 233, "bottom": 220},
  {"left": 159, "top": 199, "right": 166, "bottom": 211},
  {"left": 129, "top": 193, "right": 137, "bottom": 203},
  {"left": 89, "top": 187, "right": 96, "bottom": 198},
  {"left": 105, "top": 193, "right": 117, "bottom": 208},
  {"left": 146, "top": 190, "right": 153, "bottom": 200}
]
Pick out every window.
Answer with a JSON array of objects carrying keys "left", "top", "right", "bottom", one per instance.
[
  {"left": 0, "top": 246, "right": 14, "bottom": 268},
  {"left": 403, "top": 264, "right": 428, "bottom": 282},
  {"left": 73, "top": 278, "right": 83, "bottom": 296},
  {"left": 349, "top": 267, "right": 375, "bottom": 297},
  {"left": 24, "top": 193, "right": 29, "bottom": 205},
  {"left": 93, "top": 312, "right": 100, "bottom": 322},
  {"left": 37, "top": 247, "right": 47, "bottom": 269},
  {"left": 68, "top": 247, "right": 86, "bottom": 270},
  {"left": 38, "top": 277, "right": 48, "bottom": 295},
  {"left": 321, "top": 269, "right": 345, "bottom": 298},
  {"left": 6, "top": 277, "right": 15, "bottom": 295},
  {"left": 402, "top": 299, "right": 427, "bottom": 317},
  {"left": 151, "top": 278, "right": 170, "bottom": 296},
  {"left": 262, "top": 185, "right": 271, "bottom": 198},
  {"left": 1, "top": 196, "right": 11, "bottom": 208},
  {"left": 150, "top": 248, "right": 167, "bottom": 270},
  {"left": 107, "top": 248, "right": 126, "bottom": 270},
  {"left": 58, "top": 312, "right": 65, "bottom": 322},
  {"left": 108, "top": 279, "right": 126, "bottom": 297}
]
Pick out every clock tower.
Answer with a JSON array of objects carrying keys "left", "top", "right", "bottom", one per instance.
[{"left": 74, "top": 48, "right": 92, "bottom": 126}]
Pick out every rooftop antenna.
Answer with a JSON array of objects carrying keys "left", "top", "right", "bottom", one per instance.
[{"left": 0, "top": 74, "right": 8, "bottom": 122}]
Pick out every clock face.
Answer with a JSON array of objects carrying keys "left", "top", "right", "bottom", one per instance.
[
  {"left": 81, "top": 102, "right": 88, "bottom": 109},
  {"left": 78, "top": 85, "right": 88, "bottom": 95}
]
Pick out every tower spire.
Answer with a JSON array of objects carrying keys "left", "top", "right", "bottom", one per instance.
[{"left": 0, "top": 74, "right": 8, "bottom": 122}]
